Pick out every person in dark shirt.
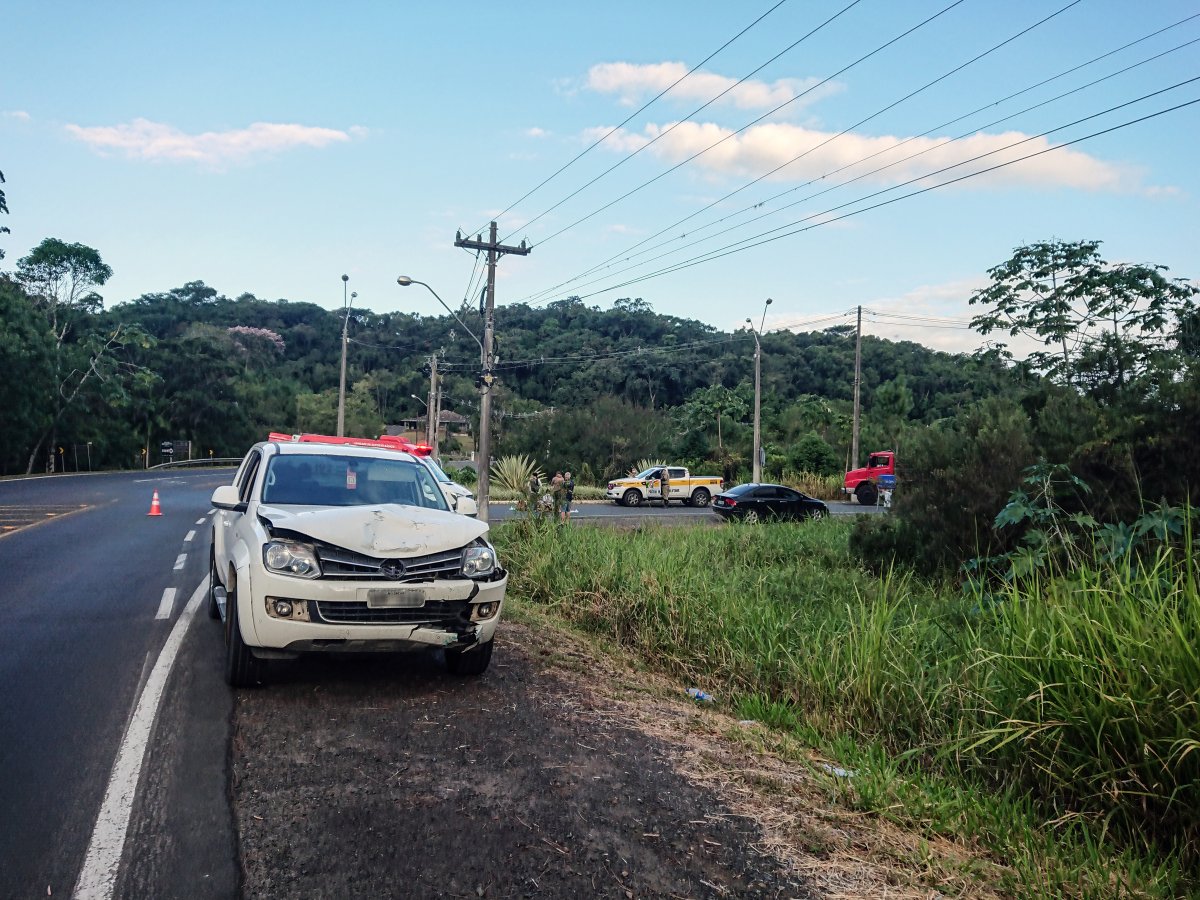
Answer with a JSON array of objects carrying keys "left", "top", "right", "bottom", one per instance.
[{"left": 561, "top": 471, "right": 575, "bottom": 523}]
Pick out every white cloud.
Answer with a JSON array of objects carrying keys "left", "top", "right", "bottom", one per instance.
[
  {"left": 4, "top": 110, "right": 31, "bottom": 121},
  {"left": 585, "top": 120, "right": 1135, "bottom": 193},
  {"left": 525, "top": 126, "right": 549, "bottom": 138},
  {"left": 65, "top": 118, "right": 357, "bottom": 165},
  {"left": 586, "top": 62, "right": 842, "bottom": 112}
]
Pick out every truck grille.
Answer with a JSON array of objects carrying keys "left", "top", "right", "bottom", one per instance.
[
  {"left": 317, "top": 545, "right": 463, "bottom": 581},
  {"left": 313, "top": 600, "right": 471, "bottom": 625}
]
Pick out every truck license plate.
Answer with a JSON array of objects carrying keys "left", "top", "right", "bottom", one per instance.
[{"left": 366, "top": 588, "right": 426, "bottom": 608}]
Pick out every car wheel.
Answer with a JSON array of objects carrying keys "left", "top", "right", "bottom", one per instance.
[
  {"left": 446, "top": 638, "right": 493, "bottom": 676},
  {"left": 856, "top": 481, "right": 878, "bottom": 506},
  {"left": 623, "top": 489, "right": 642, "bottom": 508},
  {"left": 224, "top": 580, "right": 265, "bottom": 688},
  {"left": 812, "top": 506, "right": 829, "bottom": 520},
  {"left": 207, "top": 545, "right": 221, "bottom": 620},
  {"left": 742, "top": 509, "right": 760, "bottom": 525},
  {"left": 681, "top": 497, "right": 693, "bottom": 507},
  {"left": 691, "top": 488, "right": 711, "bottom": 507}
]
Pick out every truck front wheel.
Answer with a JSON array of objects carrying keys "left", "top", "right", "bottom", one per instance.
[
  {"left": 855, "top": 481, "right": 878, "bottom": 506},
  {"left": 622, "top": 489, "right": 642, "bottom": 507}
]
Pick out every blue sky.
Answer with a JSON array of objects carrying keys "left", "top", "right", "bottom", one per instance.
[{"left": 3, "top": 0, "right": 1198, "bottom": 354}]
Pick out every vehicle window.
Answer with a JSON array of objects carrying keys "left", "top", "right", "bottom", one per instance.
[
  {"left": 668, "top": 468, "right": 686, "bottom": 479},
  {"left": 423, "top": 458, "right": 454, "bottom": 484},
  {"left": 237, "top": 451, "right": 262, "bottom": 503},
  {"left": 752, "top": 487, "right": 779, "bottom": 498},
  {"left": 727, "top": 484, "right": 757, "bottom": 497},
  {"left": 779, "top": 487, "right": 802, "bottom": 501},
  {"left": 260, "top": 454, "right": 449, "bottom": 511},
  {"left": 635, "top": 468, "right": 660, "bottom": 480},
  {"left": 870, "top": 455, "right": 889, "bottom": 468}
]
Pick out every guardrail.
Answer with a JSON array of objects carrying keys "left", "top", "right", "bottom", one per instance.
[{"left": 149, "top": 458, "right": 242, "bottom": 470}]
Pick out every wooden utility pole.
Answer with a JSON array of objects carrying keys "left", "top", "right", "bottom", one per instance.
[
  {"left": 426, "top": 353, "right": 438, "bottom": 449},
  {"left": 851, "top": 304, "right": 862, "bottom": 470},
  {"left": 453, "top": 222, "right": 530, "bottom": 522}
]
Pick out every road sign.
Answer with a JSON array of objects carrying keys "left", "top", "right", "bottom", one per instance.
[{"left": 160, "top": 441, "right": 175, "bottom": 456}]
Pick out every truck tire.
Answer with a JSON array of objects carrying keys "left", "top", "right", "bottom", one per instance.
[
  {"left": 856, "top": 481, "right": 878, "bottom": 506},
  {"left": 690, "top": 488, "right": 711, "bottom": 507},
  {"left": 224, "top": 579, "right": 265, "bottom": 688},
  {"left": 623, "top": 489, "right": 642, "bottom": 507},
  {"left": 207, "top": 545, "right": 221, "bottom": 620},
  {"left": 446, "top": 638, "right": 493, "bottom": 676}
]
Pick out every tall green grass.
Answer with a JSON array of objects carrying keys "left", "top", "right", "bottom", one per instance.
[{"left": 493, "top": 517, "right": 1199, "bottom": 892}]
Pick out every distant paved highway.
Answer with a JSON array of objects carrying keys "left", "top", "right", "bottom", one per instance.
[{"left": 485, "top": 497, "right": 880, "bottom": 522}]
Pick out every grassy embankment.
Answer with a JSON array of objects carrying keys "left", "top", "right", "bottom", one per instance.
[{"left": 492, "top": 517, "right": 1199, "bottom": 898}]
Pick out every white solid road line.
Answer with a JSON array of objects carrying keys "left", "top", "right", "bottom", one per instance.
[
  {"left": 155, "top": 588, "right": 176, "bottom": 620},
  {"left": 73, "top": 577, "right": 207, "bottom": 900},
  {"left": 184, "top": 530, "right": 195, "bottom": 542},
  {"left": 173, "top": 554, "right": 186, "bottom": 571}
]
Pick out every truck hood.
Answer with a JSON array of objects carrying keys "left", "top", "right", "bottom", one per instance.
[{"left": 257, "top": 503, "right": 488, "bottom": 557}]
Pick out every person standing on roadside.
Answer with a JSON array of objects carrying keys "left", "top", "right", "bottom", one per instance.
[
  {"left": 658, "top": 467, "right": 671, "bottom": 508},
  {"left": 560, "top": 471, "right": 575, "bottom": 523},
  {"left": 527, "top": 471, "right": 540, "bottom": 513},
  {"left": 550, "top": 471, "right": 565, "bottom": 519}
]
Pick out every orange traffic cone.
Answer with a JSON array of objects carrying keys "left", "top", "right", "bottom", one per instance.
[{"left": 147, "top": 490, "right": 163, "bottom": 516}]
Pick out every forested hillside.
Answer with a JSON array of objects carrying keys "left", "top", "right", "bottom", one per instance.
[{"left": 0, "top": 239, "right": 1016, "bottom": 480}]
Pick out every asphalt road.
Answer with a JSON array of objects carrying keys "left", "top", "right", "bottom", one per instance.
[
  {"left": 0, "top": 468, "right": 237, "bottom": 899},
  {"left": 485, "top": 496, "right": 880, "bottom": 522}
]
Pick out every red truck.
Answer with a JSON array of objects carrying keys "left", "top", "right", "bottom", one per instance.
[{"left": 843, "top": 450, "right": 895, "bottom": 505}]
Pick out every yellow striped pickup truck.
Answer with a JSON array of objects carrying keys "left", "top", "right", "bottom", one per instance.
[{"left": 606, "top": 466, "right": 724, "bottom": 507}]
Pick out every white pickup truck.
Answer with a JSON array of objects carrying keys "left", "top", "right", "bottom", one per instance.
[
  {"left": 606, "top": 466, "right": 724, "bottom": 507},
  {"left": 209, "top": 433, "right": 506, "bottom": 686}
]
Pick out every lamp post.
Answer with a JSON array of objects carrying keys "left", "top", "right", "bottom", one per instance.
[
  {"left": 746, "top": 297, "right": 772, "bottom": 484},
  {"left": 336, "top": 275, "right": 354, "bottom": 437},
  {"left": 397, "top": 275, "right": 491, "bottom": 518}
]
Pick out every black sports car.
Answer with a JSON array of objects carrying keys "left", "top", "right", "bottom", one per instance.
[{"left": 711, "top": 483, "right": 828, "bottom": 523}]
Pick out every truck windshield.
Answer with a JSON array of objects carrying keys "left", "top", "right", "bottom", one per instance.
[{"left": 260, "top": 454, "right": 448, "bottom": 511}]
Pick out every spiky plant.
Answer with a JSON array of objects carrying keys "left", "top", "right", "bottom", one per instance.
[
  {"left": 627, "top": 458, "right": 667, "bottom": 477},
  {"left": 490, "top": 454, "right": 544, "bottom": 493}
]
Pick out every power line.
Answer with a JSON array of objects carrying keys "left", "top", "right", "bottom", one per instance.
[
  {"left": 519, "top": 10, "right": 1197, "bottom": 306},
  {"left": 520, "top": 0, "right": 967, "bottom": 250},
  {"left": 500, "top": 0, "right": 865, "bottom": 244},
  {"left": 473, "top": 0, "right": 794, "bottom": 237},
  {"left": 560, "top": 90, "right": 1200, "bottom": 301}
]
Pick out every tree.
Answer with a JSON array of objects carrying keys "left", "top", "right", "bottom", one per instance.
[
  {"left": 15, "top": 239, "right": 154, "bottom": 473},
  {"left": 0, "top": 278, "right": 55, "bottom": 473},
  {"left": 0, "top": 169, "right": 9, "bottom": 260},
  {"left": 677, "top": 384, "right": 747, "bottom": 449},
  {"left": 969, "top": 240, "right": 1198, "bottom": 401}
]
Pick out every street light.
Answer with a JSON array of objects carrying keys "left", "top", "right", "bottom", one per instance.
[
  {"left": 396, "top": 276, "right": 483, "bottom": 354},
  {"left": 398, "top": 275, "right": 492, "bottom": 521},
  {"left": 746, "top": 297, "right": 772, "bottom": 484},
  {"left": 336, "top": 275, "right": 354, "bottom": 437}
]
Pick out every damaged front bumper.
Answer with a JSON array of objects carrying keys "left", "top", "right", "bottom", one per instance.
[{"left": 243, "top": 568, "right": 507, "bottom": 655}]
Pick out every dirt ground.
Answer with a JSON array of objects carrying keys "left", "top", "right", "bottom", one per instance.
[{"left": 232, "top": 619, "right": 990, "bottom": 899}]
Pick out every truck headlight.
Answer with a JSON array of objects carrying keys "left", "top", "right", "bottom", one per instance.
[
  {"left": 263, "top": 540, "right": 321, "bottom": 579},
  {"left": 461, "top": 540, "right": 497, "bottom": 579}
]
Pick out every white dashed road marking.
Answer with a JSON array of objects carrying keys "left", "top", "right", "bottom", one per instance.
[
  {"left": 155, "top": 588, "right": 176, "bottom": 620},
  {"left": 194, "top": 518, "right": 205, "bottom": 525},
  {"left": 184, "top": 530, "right": 195, "bottom": 542},
  {"left": 173, "top": 554, "right": 186, "bottom": 571},
  {"left": 73, "top": 577, "right": 207, "bottom": 900}
]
